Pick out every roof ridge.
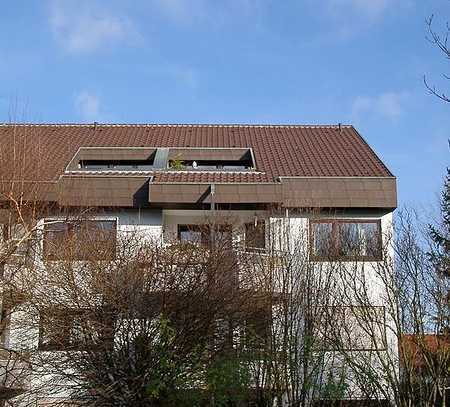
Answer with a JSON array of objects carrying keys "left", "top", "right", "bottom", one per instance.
[
  {"left": 65, "top": 170, "right": 266, "bottom": 175},
  {"left": 0, "top": 123, "right": 353, "bottom": 129}
]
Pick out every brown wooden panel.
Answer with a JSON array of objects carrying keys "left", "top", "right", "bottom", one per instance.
[
  {"left": 281, "top": 177, "right": 397, "bottom": 208},
  {"left": 66, "top": 147, "right": 156, "bottom": 170},
  {"left": 57, "top": 176, "right": 150, "bottom": 207}
]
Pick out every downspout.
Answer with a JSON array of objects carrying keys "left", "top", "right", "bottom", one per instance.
[{"left": 210, "top": 183, "right": 215, "bottom": 212}]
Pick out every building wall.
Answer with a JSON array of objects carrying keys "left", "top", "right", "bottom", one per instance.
[{"left": 2, "top": 207, "right": 397, "bottom": 404}]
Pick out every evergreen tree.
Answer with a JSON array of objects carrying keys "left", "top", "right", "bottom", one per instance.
[{"left": 428, "top": 168, "right": 450, "bottom": 334}]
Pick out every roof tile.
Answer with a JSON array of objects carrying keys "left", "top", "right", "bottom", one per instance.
[{"left": 0, "top": 124, "right": 393, "bottom": 184}]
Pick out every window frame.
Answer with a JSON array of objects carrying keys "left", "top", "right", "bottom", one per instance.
[
  {"left": 2, "top": 222, "right": 34, "bottom": 261},
  {"left": 241, "top": 305, "right": 272, "bottom": 353},
  {"left": 244, "top": 221, "right": 266, "bottom": 253},
  {"left": 309, "top": 219, "right": 382, "bottom": 262},
  {"left": 42, "top": 218, "right": 118, "bottom": 261},
  {"left": 79, "top": 159, "right": 154, "bottom": 171},
  {"left": 177, "top": 224, "right": 211, "bottom": 246},
  {"left": 38, "top": 307, "right": 115, "bottom": 352}
]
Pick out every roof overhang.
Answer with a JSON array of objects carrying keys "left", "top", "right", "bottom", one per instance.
[
  {"left": 279, "top": 176, "right": 397, "bottom": 208},
  {"left": 0, "top": 176, "right": 397, "bottom": 209},
  {"left": 149, "top": 183, "right": 283, "bottom": 204}
]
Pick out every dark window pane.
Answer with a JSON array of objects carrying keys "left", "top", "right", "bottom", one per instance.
[
  {"left": 245, "top": 221, "right": 265, "bottom": 252},
  {"left": 243, "top": 307, "right": 271, "bottom": 351},
  {"left": 39, "top": 310, "right": 71, "bottom": 350},
  {"left": 310, "top": 220, "right": 382, "bottom": 261},
  {"left": 80, "top": 159, "right": 154, "bottom": 171},
  {"left": 213, "top": 224, "right": 232, "bottom": 247},
  {"left": 178, "top": 225, "right": 210, "bottom": 245},
  {"left": 43, "top": 220, "right": 116, "bottom": 261},
  {"left": 73, "top": 220, "right": 117, "bottom": 260},
  {"left": 43, "top": 222, "right": 69, "bottom": 260},
  {"left": 338, "top": 222, "right": 380, "bottom": 259},
  {"left": 39, "top": 309, "right": 114, "bottom": 351},
  {"left": 338, "top": 222, "right": 360, "bottom": 257},
  {"left": 311, "top": 222, "right": 333, "bottom": 258}
]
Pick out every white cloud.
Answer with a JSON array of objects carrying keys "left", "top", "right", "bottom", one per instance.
[
  {"left": 352, "top": 91, "right": 408, "bottom": 121},
  {"left": 74, "top": 91, "right": 101, "bottom": 121},
  {"left": 311, "top": 0, "right": 412, "bottom": 38},
  {"left": 152, "top": 0, "right": 265, "bottom": 25},
  {"left": 49, "top": 0, "right": 139, "bottom": 53},
  {"left": 327, "top": 0, "right": 390, "bottom": 20},
  {"left": 153, "top": 0, "right": 202, "bottom": 22}
]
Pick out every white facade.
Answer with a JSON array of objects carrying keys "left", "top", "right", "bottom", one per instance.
[{"left": 1, "top": 207, "right": 397, "bottom": 405}]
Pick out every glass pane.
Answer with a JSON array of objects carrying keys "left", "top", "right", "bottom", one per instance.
[
  {"left": 178, "top": 225, "right": 209, "bottom": 245},
  {"left": 39, "top": 311, "right": 69, "bottom": 349},
  {"left": 44, "top": 220, "right": 116, "bottom": 261},
  {"left": 43, "top": 222, "right": 69, "bottom": 260},
  {"left": 180, "top": 230, "right": 202, "bottom": 243},
  {"left": 338, "top": 223, "right": 360, "bottom": 257},
  {"left": 339, "top": 222, "right": 379, "bottom": 258},
  {"left": 73, "top": 220, "right": 117, "bottom": 260},
  {"left": 360, "top": 223, "right": 381, "bottom": 257},
  {"left": 244, "top": 307, "right": 270, "bottom": 351},
  {"left": 92, "top": 220, "right": 116, "bottom": 231},
  {"left": 312, "top": 222, "right": 333, "bottom": 258},
  {"left": 245, "top": 222, "right": 265, "bottom": 251},
  {"left": 214, "top": 225, "right": 232, "bottom": 247}
]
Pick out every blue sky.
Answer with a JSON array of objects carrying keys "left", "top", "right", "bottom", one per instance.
[{"left": 0, "top": 0, "right": 449, "bottom": 207}]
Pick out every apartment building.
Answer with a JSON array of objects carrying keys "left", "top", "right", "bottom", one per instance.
[{"left": 0, "top": 123, "right": 397, "bottom": 406}]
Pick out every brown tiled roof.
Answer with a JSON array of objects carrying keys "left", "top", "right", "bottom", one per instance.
[
  {"left": 152, "top": 172, "right": 270, "bottom": 183},
  {"left": 0, "top": 124, "right": 393, "bottom": 184},
  {"left": 400, "top": 334, "right": 450, "bottom": 370}
]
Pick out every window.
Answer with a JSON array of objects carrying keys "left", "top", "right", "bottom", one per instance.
[
  {"left": 179, "top": 160, "right": 251, "bottom": 171},
  {"left": 311, "top": 222, "right": 333, "bottom": 259},
  {"left": 0, "top": 224, "right": 7, "bottom": 242},
  {"left": 39, "top": 308, "right": 114, "bottom": 351},
  {"left": 310, "top": 219, "right": 382, "bottom": 261},
  {"left": 168, "top": 159, "right": 253, "bottom": 171},
  {"left": 43, "top": 220, "right": 117, "bottom": 261},
  {"left": 79, "top": 159, "right": 154, "bottom": 171},
  {"left": 177, "top": 224, "right": 232, "bottom": 249},
  {"left": 177, "top": 224, "right": 210, "bottom": 246},
  {"left": 1, "top": 223, "right": 34, "bottom": 267},
  {"left": 212, "top": 224, "right": 232, "bottom": 248},
  {"left": 242, "top": 306, "right": 271, "bottom": 352},
  {"left": 244, "top": 221, "right": 266, "bottom": 252},
  {"left": 0, "top": 306, "right": 10, "bottom": 347},
  {"left": 315, "top": 306, "right": 386, "bottom": 351}
]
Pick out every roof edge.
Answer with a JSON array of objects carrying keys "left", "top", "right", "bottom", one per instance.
[
  {"left": 350, "top": 125, "right": 395, "bottom": 178},
  {"left": 0, "top": 122, "right": 354, "bottom": 129}
]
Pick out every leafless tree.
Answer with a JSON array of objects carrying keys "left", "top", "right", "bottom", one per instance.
[
  {"left": 0, "top": 123, "right": 69, "bottom": 405},
  {"left": 6, "top": 218, "right": 259, "bottom": 406},
  {"left": 424, "top": 11, "right": 450, "bottom": 103},
  {"left": 318, "top": 210, "right": 449, "bottom": 407}
]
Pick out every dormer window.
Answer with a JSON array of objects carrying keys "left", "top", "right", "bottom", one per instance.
[
  {"left": 167, "top": 148, "right": 255, "bottom": 171},
  {"left": 79, "top": 159, "right": 154, "bottom": 171},
  {"left": 66, "top": 147, "right": 256, "bottom": 173},
  {"left": 64, "top": 147, "right": 158, "bottom": 173},
  {"left": 169, "top": 160, "right": 252, "bottom": 171}
]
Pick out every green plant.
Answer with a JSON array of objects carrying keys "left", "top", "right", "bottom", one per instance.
[
  {"left": 320, "top": 370, "right": 349, "bottom": 401},
  {"left": 206, "top": 355, "right": 252, "bottom": 406},
  {"left": 169, "top": 154, "right": 186, "bottom": 170}
]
